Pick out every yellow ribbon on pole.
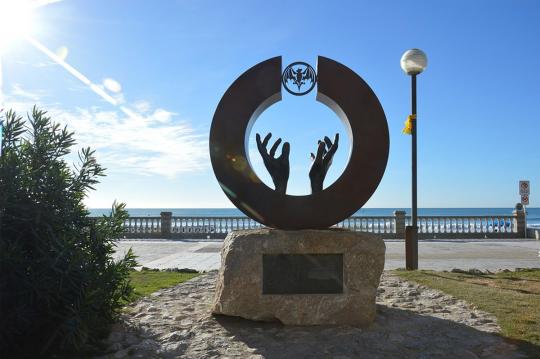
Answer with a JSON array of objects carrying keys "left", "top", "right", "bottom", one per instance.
[{"left": 402, "top": 114, "right": 416, "bottom": 135}]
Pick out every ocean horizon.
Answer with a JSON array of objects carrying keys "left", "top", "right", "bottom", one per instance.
[{"left": 89, "top": 207, "right": 540, "bottom": 227}]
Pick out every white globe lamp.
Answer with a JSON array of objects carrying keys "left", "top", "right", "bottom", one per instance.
[{"left": 400, "top": 49, "right": 428, "bottom": 76}]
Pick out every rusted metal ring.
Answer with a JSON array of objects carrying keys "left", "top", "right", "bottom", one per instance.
[{"left": 209, "top": 56, "right": 389, "bottom": 229}]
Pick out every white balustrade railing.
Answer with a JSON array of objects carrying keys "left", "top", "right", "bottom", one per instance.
[
  {"left": 89, "top": 207, "right": 526, "bottom": 239},
  {"left": 170, "top": 216, "right": 263, "bottom": 234},
  {"left": 336, "top": 216, "right": 396, "bottom": 234},
  {"left": 406, "top": 216, "right": 517, "bottom": 236},
  {"left": 124, "top": 217, "right": 161, "bottom": 236}
]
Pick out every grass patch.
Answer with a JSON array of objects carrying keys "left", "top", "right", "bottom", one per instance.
[
  {"left": 393, "top": 269, "right": 540, "bottom": 357},
  {"left": 127, "top": 269, "right": 199, "bottom": 302}
]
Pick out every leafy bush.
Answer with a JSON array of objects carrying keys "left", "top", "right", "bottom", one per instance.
[{"left": 0, "top": 108, "right": 137, "bottom": 357}]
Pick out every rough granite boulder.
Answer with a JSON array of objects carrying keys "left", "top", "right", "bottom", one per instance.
[{"left": 212, "top": 228, "right": 385, "bottom": 326}]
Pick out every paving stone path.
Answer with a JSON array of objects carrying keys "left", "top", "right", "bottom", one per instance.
[{"left": 94, "top": 272, "right": 525, "bottom": 359}]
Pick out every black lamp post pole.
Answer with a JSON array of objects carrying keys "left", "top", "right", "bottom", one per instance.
[
  {"left": 406, "top": 73, "right": 419, "bottom": 270},
  {"left": 411, "top": 74, "right": 418, "bottom": 232}
]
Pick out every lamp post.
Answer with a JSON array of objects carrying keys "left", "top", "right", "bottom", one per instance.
[{"left": 400, "top": 48, "right": 427, "bottom": 270}]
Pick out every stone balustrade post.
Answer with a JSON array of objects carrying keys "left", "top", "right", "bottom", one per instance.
[
  {"left": 512, "top": 203, "right": 526, "bottom": 238},
  {"left": 160, "top": 212, "right": 172, "bottom": 239},
  {"left": 394, "top": 210, "right": 406, "bottom": 239}
]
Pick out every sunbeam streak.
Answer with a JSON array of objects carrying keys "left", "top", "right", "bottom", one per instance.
[
  {"left": 25, "top": 35, "right": 119, "bottom": 106},
  {"left": 0, "top": 0, "right": 63, "bottom": 105}
]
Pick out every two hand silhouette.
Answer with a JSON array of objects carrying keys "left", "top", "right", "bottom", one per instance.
[{"left": 256, "top": 132, "right": 339, "bottom": 194}]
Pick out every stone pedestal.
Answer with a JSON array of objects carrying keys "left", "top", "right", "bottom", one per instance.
[{"left": 212, "top": 229, "right": 385, "bottom": 326}]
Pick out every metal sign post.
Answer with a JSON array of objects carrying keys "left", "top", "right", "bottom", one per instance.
[
  {"left": 519, "top": 180, "right": 530, "bottom": 238},
  {"left": 519, "top": 180, "right": 530, "bottom": 196}
]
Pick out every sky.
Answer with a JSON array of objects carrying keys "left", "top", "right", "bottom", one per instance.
[{"left": 1, "top": 0, "right": 539, "bottom": 208}]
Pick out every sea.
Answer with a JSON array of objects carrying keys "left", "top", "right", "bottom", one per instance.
[{"left": 89, "top": 207, "right": 540, "bottom": 228}]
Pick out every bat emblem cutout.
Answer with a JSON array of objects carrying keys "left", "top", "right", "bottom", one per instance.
[{"left": 282, "top": 62, "right": 317, "bottom": 96}]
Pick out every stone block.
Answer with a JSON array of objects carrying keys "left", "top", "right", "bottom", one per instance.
[{"left": 212, "top": 228, "right": 385, "bottom": 326}]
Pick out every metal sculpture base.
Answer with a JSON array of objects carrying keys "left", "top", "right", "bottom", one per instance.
[{"left": 212, "top": 229, "right": 385, "bottom": 326}]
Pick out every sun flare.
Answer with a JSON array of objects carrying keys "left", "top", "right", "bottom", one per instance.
[{"left": 0, "top": 0, "right": 35, "bottom": 50}]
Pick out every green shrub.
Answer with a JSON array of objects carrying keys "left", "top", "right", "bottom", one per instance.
[{"left": 0, "top": 107, "right": 137, "bottom": 357}]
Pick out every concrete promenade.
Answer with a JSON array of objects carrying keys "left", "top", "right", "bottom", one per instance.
[{"left": 114, "top": 239, "right": 540, "bottom": 272}]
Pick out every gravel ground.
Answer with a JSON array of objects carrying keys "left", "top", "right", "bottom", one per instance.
[{"left": 93, "top": 272, "right": 525, "bottom": 359}]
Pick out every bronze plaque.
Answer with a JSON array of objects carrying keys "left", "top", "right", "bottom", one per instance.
[{"left": 262, "top": 254, "right": 343, "bottom": 294}]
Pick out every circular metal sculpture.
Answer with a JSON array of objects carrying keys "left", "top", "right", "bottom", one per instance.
[
  {"left": 209, "top": 56, "right": 389, "bottom": 230},
  {"left": 282, "top": 62, "right": 317, "bottom": 96}
]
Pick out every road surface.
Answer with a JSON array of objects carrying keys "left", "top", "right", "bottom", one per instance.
[{"left": 114, "top": 239, "right": 540, "bottom": 272}]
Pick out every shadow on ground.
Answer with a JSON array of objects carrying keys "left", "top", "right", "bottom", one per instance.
[{"left": 214, "top": 305, "right": 536, "bottom": 359}]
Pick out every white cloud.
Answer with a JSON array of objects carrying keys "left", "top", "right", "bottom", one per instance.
[
  {"left": 102, "top": 78, "right": 122, "bottom": 93},
  {"left": 31, "top": 0, "right": 64, "bottom": 7},
  {"left": 10, "top": 84, "right": 45, "bottom": 101},
  {"left": 15, "top": 59, "right": 58, "bottom": 68},
  {"left": 133, "top": 100, "right": 151, "bottom": 113},
  {"left": 3, "top": 86, "right": 209, "bottom": 177},
  {"left": 57, "top": 107, "right": 208, "bottom": 177}
]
